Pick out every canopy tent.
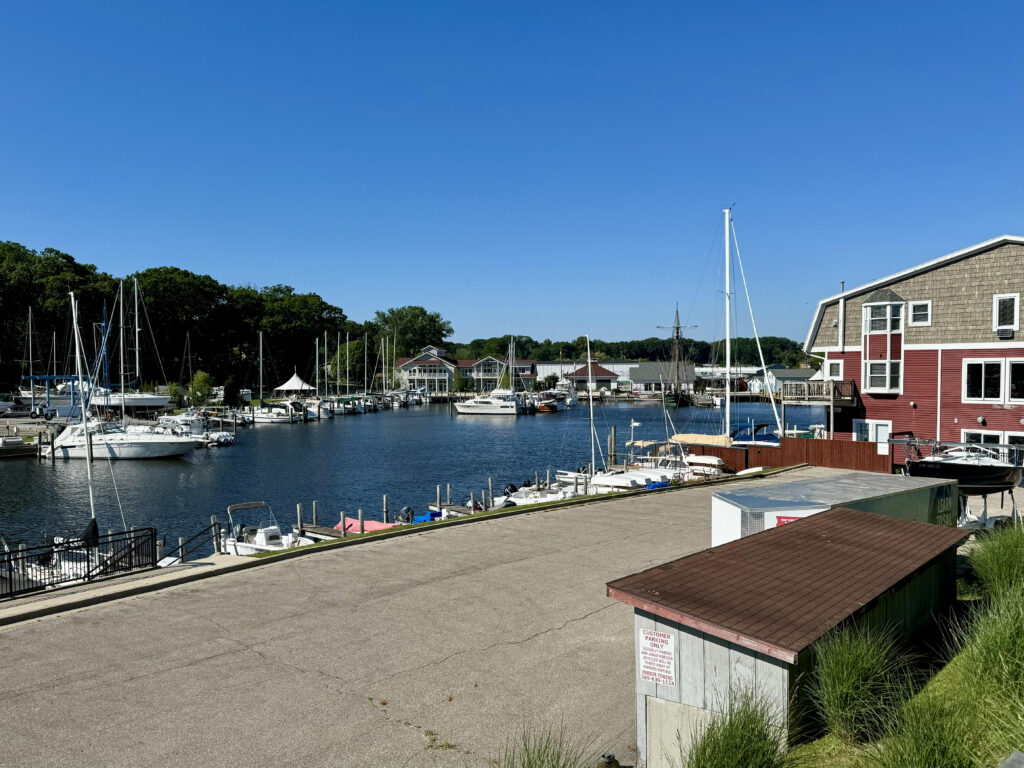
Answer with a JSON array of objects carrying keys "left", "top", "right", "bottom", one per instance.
[{"left": 274, "top": 372, "right": 315, "bottom": 393}]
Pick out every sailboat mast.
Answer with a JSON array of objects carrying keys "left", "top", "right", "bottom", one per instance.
[
  {"left": 259, "top": 331, "right": 264, "bottom": 401},
  {"left": 27, "top": 307, "right": 33, "bottom": 408},
  {"left": 586, "top": 334, "right": 596, "bottom": 474},
  {"left": 118, "top": 281, "right": 126, "bottom": 423},
  {"left": 70, "top": 293, "right": 97, "bottom": 520},
  {"left": 724, "top": 207, "right": 732, "bottom": 436},
  {"left": 315, "top": 337, "right": 320, "bottom": 397},
  {"left": 346, "top": 332, "right": 350, "bottom": 395},
  {"left": 133, "top": 278, "right": 141, "bottom": 388},
  {"left": 336, "top": 332, "right": 340, "bottom": 396},
  {"left": 673, "top": 303, "right": 680, "bottom": 397},
  {"left": 363, "top": 333, "right": 367, "bottom": 393}
]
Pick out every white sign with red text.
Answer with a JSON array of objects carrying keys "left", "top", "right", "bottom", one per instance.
[{"left": 640, "top": 628, "right": 675, "bottom": 687}]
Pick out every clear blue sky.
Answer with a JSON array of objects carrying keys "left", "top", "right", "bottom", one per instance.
[{"left": 2, "top": 1, "right": 1021, "bottom": 345}]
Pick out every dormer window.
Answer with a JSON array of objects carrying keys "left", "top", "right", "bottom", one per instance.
[
  {"left": 993, "top": 294, "right": 1019, "bottom": 331},
  {"left": 865, "top": 303, "right": 902, "bottom": 333}
]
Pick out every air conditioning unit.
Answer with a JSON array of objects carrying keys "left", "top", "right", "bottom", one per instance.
[{"left": 997, "top": 328, "right": 1014, "bottom": 340}]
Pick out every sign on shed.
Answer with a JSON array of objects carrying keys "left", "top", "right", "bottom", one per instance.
[{"left": 640, "top": 628, "right": 675, "bottom": 687}]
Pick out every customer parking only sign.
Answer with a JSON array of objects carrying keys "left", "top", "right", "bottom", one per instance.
[{"left": 640, "top": 629, "right": 675, "bottom": 687}]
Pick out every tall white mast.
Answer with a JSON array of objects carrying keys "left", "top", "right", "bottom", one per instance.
[
  {"left": 27, "top": 307, "right": 33, "bottom": 408},
  {"left": 133, "top": 278, "right": 141, "bottom": 389},
  {"left": 70, "top": 293, "right": 96, "bottom": 520},
  {"left": 346, "top": 332, "right": 350, "bottom": 395},
  {"left": 586, "top": 334, "right": 596, "bottom": 475},
  {"left": 259, "top": 331, "right": 263, "bottom": 401},
  {"left": 724, "top": 207, "right": 732, "bottom": 437},
  {"left": 118, "top": 281, "right": 126, "bottom": 423},
  {"left": 315, "top": 337, "right": 320, "bottom": 397},
  {"left": 363, "top": 333, "right": 367, "bottom": 393}
]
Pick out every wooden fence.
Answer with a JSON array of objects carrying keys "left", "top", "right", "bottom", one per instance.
[{"left": 684, "top": 437, "right": 893, "bottom": 474}]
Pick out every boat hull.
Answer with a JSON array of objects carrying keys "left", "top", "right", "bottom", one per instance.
[
  {"left": 52, "top": 437, "right": 203, "bottom": 459},
  {"left": 905, "top": 459, "right": 1023, "bottom": 495}
]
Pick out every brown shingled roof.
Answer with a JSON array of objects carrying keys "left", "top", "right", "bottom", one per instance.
[
  {"left": 567, "top": 362, "right": 619, "bottom": 379},
  {"left": 606, "top": 508, "right": 968, "bottom": 663}
]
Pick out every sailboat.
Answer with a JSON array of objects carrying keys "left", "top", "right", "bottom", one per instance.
[{"left": 252, "top": 332, "right": 299, "bottom": 423}]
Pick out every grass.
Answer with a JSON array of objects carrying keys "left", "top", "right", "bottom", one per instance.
[
  {"left": 808, "top": 624, "right": 913, "bottom": 744},
  {"left": 490, "top": 725, "right": 594, "bottom": 768},
  {"left": 968, "top": 523, "right": 1024, "bottom": 600},
  {"left": 682, "top": 692, "right": 789, "bottom": 768}
]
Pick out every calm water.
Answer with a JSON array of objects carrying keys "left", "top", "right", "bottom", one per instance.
[{"left": 0, "top": 401, "right": 824, "bottom": 547}]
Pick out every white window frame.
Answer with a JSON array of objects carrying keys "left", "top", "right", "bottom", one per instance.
[
  {"left": 993, "top": 293, "right": 1020, "bottom": 331},
  {"left": 1007, "top": 359, "right": 1024, "bottom": 404},
  {"left": 825, "top": 359, "right": 844, "bottom": 380},
  {"left": 861, "top": 302, "right": 904, "bottom": 394},
  {"left": 908, "top": 300, "right": 932, "bottom": 327},
  {"left": 853, "top": 418, "right": 893, "bottom": 455},
  {"left": 962, "top": 358, "right": 1004, "bottom": 403},
  {"left": 863, "top": 302, "right": 904, "bottom": 334},
  {"left": 961, "top": 429, "right": 1003, "bottom": 445}
]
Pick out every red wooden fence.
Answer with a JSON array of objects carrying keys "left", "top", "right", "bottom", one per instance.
[{"left": 684, "top": 437, "right": 893, "bottom": 474}]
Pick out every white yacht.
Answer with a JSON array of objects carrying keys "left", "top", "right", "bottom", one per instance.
[
  {"left": 454, "top": 388, "right": 522, "bottom": 415},
  {"left": 51, "top": 420, "right": 203, "bottom": 459}
]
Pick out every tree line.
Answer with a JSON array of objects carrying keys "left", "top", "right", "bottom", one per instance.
[{"left": 0, "top": 241, "right": 810, "bottom": 393}]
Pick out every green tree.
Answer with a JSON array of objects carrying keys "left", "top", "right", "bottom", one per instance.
[
  {"left": 222, "top": 375, "right": 240, "bottom": 407},
  {"left": 188, "top": 370, "right": 214, "bottom": 405},
  {"left": 372, "top": 306, "right": 453, "bottom": 356},
  {"left": 452, "top": 368, "right": 469, "bottom": 392}
]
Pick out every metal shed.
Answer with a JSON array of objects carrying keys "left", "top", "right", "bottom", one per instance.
[
  {"left": 711, "top": 471, "right": 958, "bottom": 546},
  {"left": 607, "top": 508, "right": 968, "bottom": 768}
]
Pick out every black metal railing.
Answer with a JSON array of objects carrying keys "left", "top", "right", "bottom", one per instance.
[
  {"left": 0, "top": 528, "right": 157, "bottom": 600},
  {"left": 158, "top": 522, "right": 224, "bottom": 565}
]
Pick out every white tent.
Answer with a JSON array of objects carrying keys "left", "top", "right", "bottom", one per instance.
[{"left": 274, "top": 372, "right": 315, "bottom": 393}]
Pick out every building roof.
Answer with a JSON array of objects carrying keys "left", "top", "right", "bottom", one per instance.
[
  {"left": 627, "top": 361, "right": 695, "bottom": 382},
  {"left": 566, "top": 362, "right": 620, "bottom": 379},
  {"left": 803, "top": 235, "right": 1024, "bottom": 350},
  {"left": 769, "top": 368, "right": 817, "bottom": 381},
  {"left": 606, "top": 508, "right": 968, "bottom": 663}
]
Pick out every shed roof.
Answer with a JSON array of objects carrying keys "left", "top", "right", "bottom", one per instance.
[
  {"left": 567, "top": 362, "right": 619, "bottom": 379},
  {"left": 606, "top": 508, "right": 968, "bottom": 663}
]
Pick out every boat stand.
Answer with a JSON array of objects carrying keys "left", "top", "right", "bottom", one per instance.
[{"left": 959, "top": 489, "right": 1018, "bottom": 529}]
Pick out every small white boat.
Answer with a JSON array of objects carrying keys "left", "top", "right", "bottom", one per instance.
[{"left": 219, "top": 502, "right": 314, "bottom": 555}]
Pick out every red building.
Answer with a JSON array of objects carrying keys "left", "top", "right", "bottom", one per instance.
[{"left": 804, "top": 235, "right": 1024, "bottom": 453}]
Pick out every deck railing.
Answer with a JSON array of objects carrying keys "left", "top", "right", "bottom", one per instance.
[{"left": 781, "top": 379, "right": 857, "bottom": 404}]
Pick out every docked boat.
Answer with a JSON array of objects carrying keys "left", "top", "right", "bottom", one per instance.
[
  {"left": 51, "top": 420, "right": 204, "bottom": 459},
  {"left": 454, "top": 388, "right": 522, "bottom": 415},
  {"left": 220, "top": 502, "right": 314, "bottom": 555},
  {"left": 535, "top": 390, "right": 567, "bottom": 413}
]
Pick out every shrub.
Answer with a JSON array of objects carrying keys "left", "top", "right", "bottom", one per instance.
[
  {"left": 861, "top": 695, "right": 978, "bottom": 768},
  {"left": 492, "top": 725, "right": 593, "bottom": 768},
  {"left": 809, "top": 623, "right": 912, "bottom": 744},
  {"left": 683, "top": 691, "right": 787, "bottom": 768},
  {"left": 968, "top": 524, "right": 1024, "bottom": 601}
]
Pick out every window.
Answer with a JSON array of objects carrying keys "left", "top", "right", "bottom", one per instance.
[
  {"left": 853, "top": 419, "right": 892, "bottom": 455},
  {"left": 993, "top": 293, "right": 1019, "bottom": 331},
  {"left": 908, "top": 300, "right": 931, "bottom": 327},
  {"left": 825, "top": 359, "right": 844, "bottom": 380},
  {"left": 865, "top": 303, "right": 902, "bottom": 334},
  {"left": 861, "top": 302, "right": 903, "bottom": 394},
  {"left": 963, "top": 359, "right": 1003, "bottom": 401},
  {"left": 1010, "top": 361, "right": 1024, "bottom": 402},
  {"left": 962, "top": 430, "right": 1002, "bottom": 445}
]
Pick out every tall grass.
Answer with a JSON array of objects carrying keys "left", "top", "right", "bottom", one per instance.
[
  {"left": 683, "top": 691, "right": 787, "bottom": 768},
  {"left": 968, "top": 523, "right": 1024, "bottom": 601},
  {"left": 861, "top": 696, "right": 979, "bottom": 768},
  {"left": 492, "top": 725, "right": 594, "bottom": 768},
  {"left": 808, "top": 623, "right": 912, "bottom": 744}
]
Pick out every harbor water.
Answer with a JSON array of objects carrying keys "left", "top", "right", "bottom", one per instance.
[{"left": 0, "top": 401, "right": 825, "bottom": 548}]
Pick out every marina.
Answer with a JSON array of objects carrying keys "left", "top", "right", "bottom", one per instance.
[{"left": 0, "top": 400, "right": 826, "bottom": 550}]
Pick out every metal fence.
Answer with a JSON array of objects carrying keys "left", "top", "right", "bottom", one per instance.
[{"left": 0, "top": 527, "right": 157, "bottom": 600}]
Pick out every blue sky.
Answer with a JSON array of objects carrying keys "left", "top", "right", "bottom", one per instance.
[{"left": 1, "top": 1, "right": 1021, "bottom": 345}]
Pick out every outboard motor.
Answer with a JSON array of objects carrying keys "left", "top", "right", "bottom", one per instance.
[
  {"left": 396, "top": 506, "right": 415, "bottom": 524},
  {"left": 504, "top": 483, "right": 518, "bottom": 495}
]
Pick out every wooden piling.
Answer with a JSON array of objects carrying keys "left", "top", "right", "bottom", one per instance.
[
  {"left": 358, "top": 508, "right": 364, "bottom": 534},
  {"left": 383, "top": 494, "right": 389, "bottom": 523},
  {"left": 178, "top": 537, "right": 186, "bottom": 564},
  {"left": 312, "top": 500, "right": 318, "bottom": 527},
  {"left": 534, "top": 470, "right": 539, "bottom": 488},
  {"left": 610, "top": 426, "right": 617, "bottom": 466},
  {"left": 583, "top": 476, "right": 589, "bottom": 496},
  {"left": 211, "top": 515, "right": 220, "bottom": 554},
  {"left": 488, "top": 478, "right": 493, "bottom": 507},
  {"left": 446, "top": 483, "right": 451, "bottom": 504},
  {"left": 339, "top": 511, "right": 346, "bottom": 537},
  {"left": 436, "top": 485, "right": 442, "bottom": 510},
  {"left": 296, "top": 502, "right": 303, "bottom": 531},
  {"left": 481, "top": 489, "right": 486, "bottom": 511},
  {"left": 546, "top": 469, "right": 551, "bottom": 488},
  {"left": 50, "top": 430, "right": 55, "bottom": 463},
  {"left": 469, "top": 491, "right": 475, "bottom": 511},
  {"left": 574, "top": 475, "right": 579, "bottom": 494}
]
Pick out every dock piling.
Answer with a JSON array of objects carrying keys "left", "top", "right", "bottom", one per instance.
[
  {"left": 534, "top": 470, "right": 539, "bottom": 488},
  {"left": 446, "top": 483, "right": 451, "bottom": 504},
  {"left": 436, "top": 485, "right": 442, "bottom": 511},
  {"left": 339, "top": 511, "right": 346, "bottom": 537},
  {"left": 488, "top": 478, "right": 493, "bottom": 507},
  {"left": 358, "top": 508, "right": 364, "bottom": 534},
  {"left": 610, "top": 426, "right": 617, "bottom": 465},
  {"left": 383, "top": 494, "right": 389, "bottom": 523},
  {"left": 178, "top": 537, "right": 186, "bottom": 565},
  {"left": 211, "top": 515, "right": 220, "bottom": 554},
  {"left": 469, "top": 491, "right": 475, "bottom": 511},
  {"left": 574, "top": 475, "right": 579, "bottom": 494},
  {"left": 312, "top": 500, "right": 318, "bottom": 527},
  {"left": 583, "top": 476, "right": 589, "bottom": 496},
  {"left": 546, "top": 469, "right": 551, "bottom": 488},
  {"left": 155, "top": 538, "right": 163, "bottom": 562},
  {"left": 296, "top": 503, "right": 303, "bottom": 531}
]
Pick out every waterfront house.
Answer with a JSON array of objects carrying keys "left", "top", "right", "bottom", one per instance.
[
  {"left": 748, "top": 366, "right": 816, "bottom": 395},
  {"left": 565, "top": 361, "right": 620, "bottom": 392},
  {"left": 626, "top": 360, "right": 696, "bottom": 395},
  {"left": 394, "top": 346, "right": 535, "bottom": 392},
  {"left": 803, "top": 235, "right": 1024, "bottom": 449}
]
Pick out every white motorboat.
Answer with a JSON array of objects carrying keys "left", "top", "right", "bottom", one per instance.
[
  {"left": 51, "top": 420, "right": 204, "bottom": 459},
  {"left": 536, "top": 390, "right": 567, "bottom": 413},
  {"left": 454, "top": 389, "right": 522, "bottom": 415},
  {"left": 491, "top": 482, "right": 580, "bottom": 507},
  {"left": 219, "top": 502, "right": 314, "bottom": 555}
]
